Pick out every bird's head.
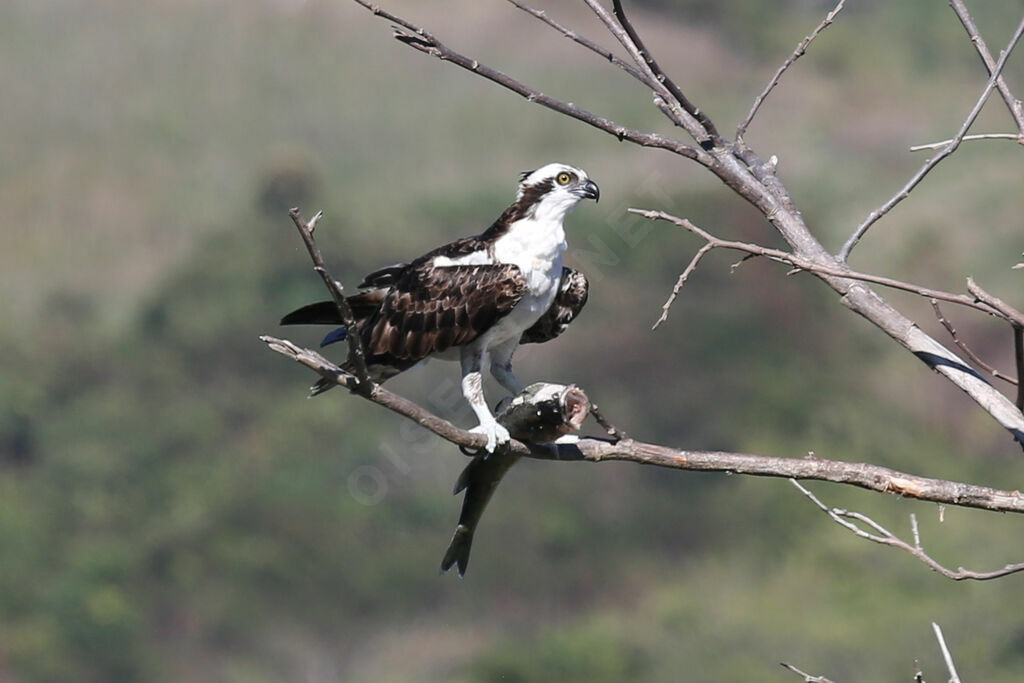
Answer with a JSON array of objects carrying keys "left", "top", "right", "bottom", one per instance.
[{"left": 515, "top": 163, "right": 599, "bottom": 223}]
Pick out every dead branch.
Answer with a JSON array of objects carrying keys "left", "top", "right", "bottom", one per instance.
[
  {"left": 779, "top": 662, "right": 836, "bottom": 683},
  {"left": 608, "top": 0, "right": 720, "bottom": 141},
  {"left": 931, "top": 623, "right": 963, "bottom": 683},
  {"left": 838, "top": 13, "right": 1024, "bottom": 261},
  {"left": 791, "top": 480, "right": 1024, "bottom": 580},
  {"left": 1016, "top": 327, "right": 1024, "bottom": 411},
  {"left": 966, "top": 278, "right": 1024, "bottom": 328},
  {"left": 931, "top": 300, "right": 1018, "bottom": 386},
  {"left": 632, "top": 208, "right": 1011, "bottom": 324},
  {"left": 950, "top": 0, "right": 1024, "bottom": 132},
  {"left": 287, "top": 208, "right": 373, "bottom": 394},
  {"left": 348, "top": 0, "right": 704, "bottom": 162},
  {"left": 504, "top": 0, "right": 651, "bottom": 88},
  {"left": 344, "top": 0, "right": 1024, "bottom": 447},
  {"left": 588, "top": 402, "right": 629, "bottom": 442},
  {"left": 736, "top": 0, "right": 846, "bottom": 138},
  {"left": 910, "top": 132, "right": 1024, "bottom": 152},
  {"left": 261, "top": 332, "right": 1024, "bottom": 515}
]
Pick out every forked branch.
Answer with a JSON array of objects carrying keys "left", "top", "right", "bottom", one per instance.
[
  {"left": 839, "top": 13, "right": 1024, "bottom": 261},
  {"left": 791, "top": 480, "right": 1024, "bottom": 581},
  {"left": 633, "top": 208, "right": 1014, "bottom": 326},
  {"left": 343, "top": 0, "right": 1024, "bottom": 447},
  {"left": 737, "top": 0, "right": 845, "bottom": 138},
  {"left": 287, "top": 208, "right": 373, "bottom": 394},
  {"left": 263, "top": 211, "right": 1024, "bottom": 518},
  {"left": 264, "top": 331, "right": 1024, "bottom": 516},
  {"left": 348, "top": 0, "right": 704, "bottom": 162}
]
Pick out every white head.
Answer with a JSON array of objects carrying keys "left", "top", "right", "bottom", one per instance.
[{"left": 514, "top": 163, "right": 600, "bottom": 223}]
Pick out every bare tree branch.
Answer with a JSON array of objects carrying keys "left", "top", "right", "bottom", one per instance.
[
  {"left": 287, "top": 208, "right": 373, "bottom": 394},
  {"left": 588, "top": 402, "right": 629, "bottom": 442},
  {"left": 1016, "top": 326, "right": 1024, "bottom": 411},
  {"left": 348, "top": 0, "right": 705, "bottom": 162},
  {"left": 966, "top": 277, "right": 1024, "bottom": 328},
  {"left": 609, "top": 0, "right": 721, "bottom": 142},
  {"left": 504, "top": 0, "right": 651, "bottom": 87},
  {"left": 736, "top": 0, "right": 845, "bottom": 139},
  {"left": 950, "top": 0, "right": 1024, "bottom": 132},
  {"left": 263, "top": 332, "right": 1024, "bottom": 514},
  {"left": 839, "top": 13, "right": 1024, "bottom": 261},
  {"left": 652, "top": 241, "right": 714, "bottom": 329},
  {"left": 779, "top": 662, "right": 836, "bottom": 683},
  {"left": 632, "top": 208, "right": 1012, "bottom": 323},
  {"left": 791, "top": 480, "right": 1024, "bottom": 580},
  {"left": 910, "top": 132, "right": 1023, "bottom": 151},
  {"left": 931, "top": 623, "right": 963, "bottom": 683},
  {"left": 344, "top": 2, "right": 1024, "bottom": 447},
  {"left": 931, "top": 300, "right": 1019, "bottom": 386}
]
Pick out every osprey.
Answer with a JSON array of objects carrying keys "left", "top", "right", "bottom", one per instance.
[{"left": 281, "top": 162, "right": 597, "bottom": 451}]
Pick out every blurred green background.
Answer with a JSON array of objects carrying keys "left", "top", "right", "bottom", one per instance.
[{"left": 3, "top": 0, "right": 1024, "bottom": 680}]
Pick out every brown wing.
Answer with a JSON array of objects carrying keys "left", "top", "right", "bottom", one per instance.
[
  {"left": 520, "top": 267, "right": 589, "bottom": 345},
  {"left": 362, "top": 263, "right": 528, "bottom": 363}
]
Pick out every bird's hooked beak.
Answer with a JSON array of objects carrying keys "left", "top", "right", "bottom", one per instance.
[{"left": 578, "top": 179, "right": 600, "bottom": 202}]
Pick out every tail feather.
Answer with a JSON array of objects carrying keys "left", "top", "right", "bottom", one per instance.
[
  {"left": 319, "top": 327, "right": 348, "bottom": 347},
  {"left": 280, "top": 301, "right": 343, "bottom": 326}
]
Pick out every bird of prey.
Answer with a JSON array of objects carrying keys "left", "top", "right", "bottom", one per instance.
[{"left": 280, "top": 163, "right": 597, "bottom": 452}]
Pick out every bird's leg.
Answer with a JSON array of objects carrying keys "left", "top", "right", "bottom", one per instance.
[
  {"left": 489, "top": 339, "right": 525, "bottom": 396},
  {"left": 461, "top": 347, "right": 510, "bottom": 453}
]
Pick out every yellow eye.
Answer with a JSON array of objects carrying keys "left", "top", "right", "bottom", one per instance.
[{"left": 556, "top": 172, "right": 572, "bottom": 185}]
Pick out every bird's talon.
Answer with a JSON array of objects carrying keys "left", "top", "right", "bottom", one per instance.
[{"left": 469, "top": 422, "right": 511, "bottom": 453}]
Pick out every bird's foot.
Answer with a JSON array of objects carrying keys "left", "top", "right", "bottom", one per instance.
[{"left": 469, "top": 420, "right": 511, "bottom": 453}]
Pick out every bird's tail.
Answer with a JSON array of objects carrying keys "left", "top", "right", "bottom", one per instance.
[{"left": 279, "top": 301, "right": 348, "bottom": 348}]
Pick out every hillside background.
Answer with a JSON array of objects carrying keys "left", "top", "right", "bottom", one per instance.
[{"left": 2, "top": 0, "right": 1024, "bottom": 680}]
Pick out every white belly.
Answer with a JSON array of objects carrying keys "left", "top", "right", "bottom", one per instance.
[
  {"left": 483, "top": 256, "right": 562, "bottom": 347},
  {"left": 429, "top": 214, "right": 567, "bottom": 352}
]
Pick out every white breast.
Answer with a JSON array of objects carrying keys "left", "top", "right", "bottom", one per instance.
[
  {"left": 429, "top": 216, "right": 566, "bottom": 348},
  {"left": 483, "top": 217, "right": 565, "bottom": 344}
]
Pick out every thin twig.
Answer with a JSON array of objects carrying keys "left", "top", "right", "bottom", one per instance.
[
  {"left": 839, "top": 13, "right": 1024, "bottom": 261},
  {"left": 588, "top": 403, "right": 629, "bottom": 442},
  {"left": 931, "top": 623, "right": 963, "bottom": 683},
  {"left": 575, "top": 0, "right": 713, "bottom": 146},
  {"left": 287, "top": 208, "right": 373, "bottom": 394},
  {"left": 504, "top": 0, "right": 650, "bottom": 86},
  {"left": 736, "top": 0, "right": 845, "bottom": 138},
  {"left": 610, "top": 0, "right": 720, "bottom": 142},
  {"left": 966, "top": 277, "right": 1024, "bottom": 328},
  {"left": 349, "top": 0, "right": 704, "bottom": 162},
  {"left": 910, "top": 132, "right": 1023, "bottom": 151},
  {"left": 631, "top": 208, "right": 1010, "bottom": 324},
  {"left": 1015, "top": 326, "right": 1024, "bottom": 411},
  {"left": 652, "top": 242, "right": 714, "bottom": 329},
  {"left": 791, "top": 479, "right": 1024, "bottom": 580},
  {"left": 931, "top": 299, "right": 1019, "bottom": 385},
  {"left": 949, "top": 0, "right": 1024, "bottom": 132},
  {"left": 779, "top": 662, "right": 836, "bottom": 683}
]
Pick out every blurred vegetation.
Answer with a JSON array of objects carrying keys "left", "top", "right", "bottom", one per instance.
[{"left": 2, "top": 0, "right": 1024, "bottom": 680}]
